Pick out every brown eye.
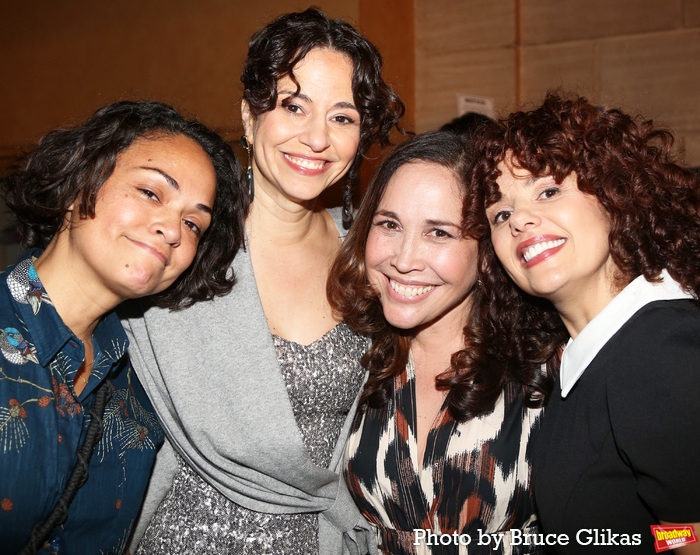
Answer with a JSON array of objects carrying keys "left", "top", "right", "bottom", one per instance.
[
  {"left": 332, "top": 115, "right": 356, "bottom": 125},
  {"left": 541, "top": 187, "right": 560, "bottom": 199},
  {"left": 431, "top": 228, "right": 454, "bottom": 239},
  {"left": 374, "top": 219, "right": 398, "bottom": 230},
  {"left": 284, "top": 103, "right": 302, "bottom": 114},
  {"left": 139, "top": 188, "right": 160, "bottom": 202},
  {"left": 184, "top": 220, "right": 202, "bottom": 237},
  {"left": 493, "top": 211, "right": 511, "bottom": 224}
]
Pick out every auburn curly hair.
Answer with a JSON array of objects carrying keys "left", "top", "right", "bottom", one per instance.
[{"left": 466, "top": 91, "right": 700, "bottom": 383}]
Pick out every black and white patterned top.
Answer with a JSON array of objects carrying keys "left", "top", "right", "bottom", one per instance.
[{"left": 344, "top": 355, "right": 545, "bottom": 555}]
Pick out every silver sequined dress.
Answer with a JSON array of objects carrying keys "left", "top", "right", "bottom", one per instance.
[{"left": 136, "top": 322, "right": 367, "bottom": 554}]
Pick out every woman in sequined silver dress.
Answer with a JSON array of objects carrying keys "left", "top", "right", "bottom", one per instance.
[{"left": 122, "top": 8, "right": 405, "bottom": 554}]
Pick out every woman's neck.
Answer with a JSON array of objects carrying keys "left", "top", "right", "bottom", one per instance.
[
  {"left": 549, "top": 259, "right": 627, "bottom": 339},
  {"left": 554, "top": 282, "right": 623, "bottom": 339},
  {"left": 245, "top": 189, "right": 329, "bottom": 248},
  {"left": 33, "top": 239, "right": 114, "bottom": 344},
  {"left": 411, "top": 323, "right": 466, "bottom": 378}
]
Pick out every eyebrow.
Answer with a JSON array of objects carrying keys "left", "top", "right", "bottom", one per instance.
[
  {"left": 140, "top": 166, "right": 179, "bottom": 189},
  {"left": 526, "top": 175, "right": 548, "bottom": 187},
  {"left": 426, "top": 219, "right": 461, "bottom": 228},
  {"left": 279, "top": 90, "right": 358, "bottom": 112},
  {"left": 140, "top": 166, "right": 213, "bottom": 215},
  {"left": 374, "top": 210, "right": 460, "bottom": 228},
  {"left": 518, "top": 174, "right": 551, "bottom": 188},
  {"left": 374, "top": 209, "right": 397, "bottom": 219}
]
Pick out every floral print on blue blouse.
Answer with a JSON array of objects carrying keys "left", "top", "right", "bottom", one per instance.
[{"left": 0, "top": 250, "right": 164, "bottom": 554}]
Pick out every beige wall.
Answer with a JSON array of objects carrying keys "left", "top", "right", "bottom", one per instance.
[
  {"left": 7, "top": 2, "right": 697, "bottom": 161},
  {"left": 2, "top": 1, "right": 697, "bottom": 264},
  {"left": 415, "top": 0, "right": 700, "bottom": 167},
  {"left": 415, "top": 0, "right": 517, "bottom": 132},
  {"left": 3, "top": 1, "right": 699, "bottom": 177}
]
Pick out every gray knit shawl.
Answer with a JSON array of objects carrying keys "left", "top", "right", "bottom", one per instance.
[{"left": 124, "top": 209, "right": 376, "bottom": 554}]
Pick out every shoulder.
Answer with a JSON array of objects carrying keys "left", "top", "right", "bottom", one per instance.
[
  {"left": 0, "top": 265, "right": 17, "bottom": 313},
  {"left": 604, "top": 299, "right": 700, "bottom": 429},
  {"left": 601, "top": 300, "right": 700, "bottom": 521},
  {"left": 621, "top": 298, "right": 699, "bottom": 335},
  {"left": 606, "top": 299, "right": 700, "bottom": 374}
]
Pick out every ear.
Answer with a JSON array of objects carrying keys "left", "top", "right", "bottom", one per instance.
[
  {"left": 241, "top": 100, "right": 255, "bottom": 139},
  {"left": 479, "top": 257, "right": 489, "bottom": 276},
  {"left": 66, "top": 195, "right": 79, "bottom": 214}
]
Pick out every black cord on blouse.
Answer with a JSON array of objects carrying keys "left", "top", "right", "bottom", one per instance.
[{"left": 19, "top": 379, "right": 112, "bottom": 554}]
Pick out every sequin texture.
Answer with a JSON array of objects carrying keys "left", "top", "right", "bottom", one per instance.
[{"left": 136, "top": 322, "right": 367, "bottom": 554}]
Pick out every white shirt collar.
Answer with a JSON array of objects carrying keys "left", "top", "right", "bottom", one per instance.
[{"left": 559, "top": 270, "right": 693, "bottom": 398}]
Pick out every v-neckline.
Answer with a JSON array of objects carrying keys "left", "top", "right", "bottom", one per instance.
[{"left": 403, "top": 354, "right": 451, "bottom": 475}]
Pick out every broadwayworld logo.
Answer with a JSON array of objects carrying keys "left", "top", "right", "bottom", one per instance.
[{"left": 651, "top": 525, "right": 698, "bottom": 552}]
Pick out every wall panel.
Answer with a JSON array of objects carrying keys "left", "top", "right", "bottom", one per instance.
[
  {"left": 416, "top": 47, "right": 516, "bottom": 131},
  {"left": 598, "top": 30, "right": 700, "bottom": 139},
  {"left": 520, "top": 42, "right": 598, "bottom": 104},
  {"left": 521, "top": 0, "right": 683, "bottom": 44},
  {"left": 415, "top": 0, "right": 516, "bottom": 131}
]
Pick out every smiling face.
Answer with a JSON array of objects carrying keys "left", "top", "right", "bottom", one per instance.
[
  {"left": 60, "top": 133, "right": 216, "bottom": 304},
  {"left": 486, "top": 160, "right": 619, "bottom": 326},
  {"left": 365, "top": 161, "right": 479, "bottom": 337},
  {"left": 241, "top": 47, "right": 361, "bottom": 205}
]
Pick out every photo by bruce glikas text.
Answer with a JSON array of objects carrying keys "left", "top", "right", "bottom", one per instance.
[{"left": 413, "top": 528, "right": 642, "bottom": 551}]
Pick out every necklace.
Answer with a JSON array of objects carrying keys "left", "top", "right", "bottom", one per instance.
[{"left": 77, "top": 358, "right": 94, "bottom": 384}]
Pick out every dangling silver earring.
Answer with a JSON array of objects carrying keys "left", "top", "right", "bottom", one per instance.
[
  {"left": 240, "top": 135, "right": 254, "bottom": 202},
  {"left": 342, "top": 181, "right": 353, "bottom": 229}
]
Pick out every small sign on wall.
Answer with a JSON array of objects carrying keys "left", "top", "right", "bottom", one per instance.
[{"left": 456, "top": 94, "right": 495, "bottom": 119}]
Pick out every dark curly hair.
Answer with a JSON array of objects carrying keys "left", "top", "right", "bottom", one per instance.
[
  {"left": 1, "top": 100, "right": 247, "bottom": 309},
  {"left": 466, "top": 91, "right": 700, "bottom": 388},
  {"left": 328, "top": 130, "right": 534, "bottom": 422},
  {"left": 241, "top": 6, "right": 406, "bottom": 222}
]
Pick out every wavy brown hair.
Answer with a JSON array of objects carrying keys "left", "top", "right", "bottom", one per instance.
[
  {"left": 329, "top": 130, "right": 544, "bottom": 421},
  {"left": 466, "top": 91, "right": 700, "bottom": 381}
]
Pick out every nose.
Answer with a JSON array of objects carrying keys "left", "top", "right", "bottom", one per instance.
[
  {"left": 391, "top": 234, "right": 425, "bottom": 273},
  {"left": 508, "top": 204, "right": 541, "bottom": 234},
  {"left": 155, "top": 212, "right": 182, "bottom": 247},
  {"left": 299, "top": 114, "right": 330, "bottom": 153}
]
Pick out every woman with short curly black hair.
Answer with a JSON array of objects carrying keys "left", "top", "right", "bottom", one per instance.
[
  {"left": 468, "top": 92, "right": 700, "bottom": 554},
  {"left": 0, "top": 99, "right": 243, "bottom": 554}
]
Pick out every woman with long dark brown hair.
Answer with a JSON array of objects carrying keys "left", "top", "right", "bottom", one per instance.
[{"left": 329, "top": 130, "right": 546, "bottom": 555}]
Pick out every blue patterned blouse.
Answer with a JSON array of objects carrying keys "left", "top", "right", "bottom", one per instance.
[{"left": 0, "top": 250, "right": 164, "bottom": 554}]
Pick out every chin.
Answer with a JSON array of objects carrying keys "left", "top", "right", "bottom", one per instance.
[
  {"left": 120, "top": 272, "right": 170, "bottom": 299},
  {"left": 383, "top": 312, "right": 422, "bottom": 331},
  {"left": 528, "top": 282, "right": 565, "bottom": 301}
]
